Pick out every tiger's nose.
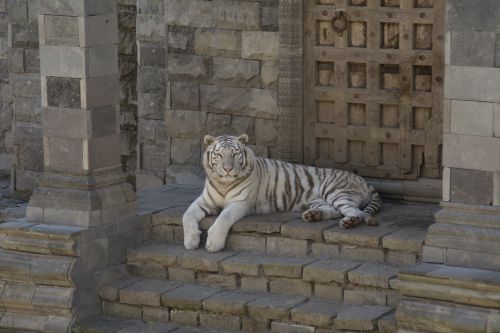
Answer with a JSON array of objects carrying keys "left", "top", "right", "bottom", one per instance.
[{"left": 223, "top": 166, "right": 233, "bottom": 172}]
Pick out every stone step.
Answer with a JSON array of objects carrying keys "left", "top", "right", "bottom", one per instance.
[
  {"left": 0, "top": 219, "right": 82, "bottom": 257},
  {"left": 0, "top": 310, "right": 71, "bottom": 333},
  {"left": 399, "top": 263, "right": 500, "bottom": 309},
  {"left": 99, "top": 278, "right": 396, "bottom": 332},
  {"left": 126, "top": 243, "right": 399, "bottom": 306},
  {"left": 151, "top": 201, "right": 436, "bottom": 266},
  {"left": 74, "top": 315, "right": 241, "bottom": 333}
]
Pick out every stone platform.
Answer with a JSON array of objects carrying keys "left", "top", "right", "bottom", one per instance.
[{"left": 74, "top": 184, "right": 437, "bottom": 333}]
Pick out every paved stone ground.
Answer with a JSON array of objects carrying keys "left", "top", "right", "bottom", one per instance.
[{"left": 0, "top": 175, "right": 27, "bottom": 223}]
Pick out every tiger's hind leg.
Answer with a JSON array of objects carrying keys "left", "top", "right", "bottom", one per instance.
[
  {"left": 302, "top": 196, "right": 342, "bottom": 223},
  {"left": 333, "top": 200, "right": 370, "bottom": 229}
]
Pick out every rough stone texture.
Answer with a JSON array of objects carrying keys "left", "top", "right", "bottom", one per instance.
[
  {"left": 290, "top": 300, "right": 342, "bottom": 327},
  {"left": 161, "top": 284, "right": 220, "bottom": 310},
  {"left": 303, "top": 259, "right": 360, "bottom": 285},
  {"left": 247, "top": 294, "right": 307, "bottom": 320},
  {"left": 334, "top": 305, "right": 392, "bottom": 331}
]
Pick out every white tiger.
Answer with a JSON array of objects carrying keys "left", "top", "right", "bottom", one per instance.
[{"left": 182, "top": 134, "right": 381, "bottom": 253}]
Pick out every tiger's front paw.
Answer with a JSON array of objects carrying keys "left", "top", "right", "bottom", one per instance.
[
  {"left": 339, "top": 216, "right": 362, "bottom": 229},
  {"left": 205, "top": 227, "right": 227, "bottom": 253},
  {"left": 184, "top": 227, "right": 201, "bottom": 250},
  {"left": 302, "top": 209, "right": 323, "bottom": 222}
]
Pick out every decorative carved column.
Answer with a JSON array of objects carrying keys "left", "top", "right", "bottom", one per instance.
[{"left": 278, "top": 0, "right": 304, "bottom": 163}]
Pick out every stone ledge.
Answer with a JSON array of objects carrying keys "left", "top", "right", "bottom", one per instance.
[{"left": 399, "top": 263, "right": 500, "bottom": 308}]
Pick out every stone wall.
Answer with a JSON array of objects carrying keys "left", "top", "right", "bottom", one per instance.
[
  {"left": 0, "top": 0, "right": 138, "bottom": 194},
  {"left": 441, "top": 0, "right": 500, "bottom": 207},
  {"left": 0, "top": 0, "right": 11, "bottom": 175},
  {"left": 422, "top": 0, "right": 500, "bottom": 271},
  {"left": 136, "top": 0, "right": 280, "bottom": 188}
]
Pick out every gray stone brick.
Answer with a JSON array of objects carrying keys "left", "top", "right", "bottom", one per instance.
[
  {"left": 170, "top": 81, "right": 199, "bottom": 111},
  {"left": 136, "top": 14, "right": 165, "bottom": 42},
  {"left": 194, "top": 28, "right": 241, "bottom": 58},
  {"left": 348, "top": 263, "right": 398, "bottom": 289},
  {"left": 271, "top": 322, "right": 315, "bottom": 333},
  {"left": 142, "top": 306, "right": 170, "bottom": 323},
  {"left": 385, "top": 251, "right": 417, "bottom": 266},
  {"left": 266, "top": 237, "right": 309, "bottom": 256},
  {"left": 46, "top": 77, "right": 81, "bottom": 108},
  {"left": 220, "top": 254, "right": 262, "bottom": 277},
  {"left": 168, "top": 26, "right": 195, "bottom": 54},
  {"left": 167, "top": 54, "right": 211, "bottom": 83},
  {"left": 240, "top": 277, "right": 268, "bottom": 292},
  {"left": 232, "top": 213, "right": 297, "bottom": 233},
  {"left": 443, "top": 134, "right": 500, "bottom": 172},
  {"left": 178, "top": 249, "right": 235, "bottom": 272},
  {"left": 9, "top": 22, "right": 38, "bottom": 48},
  {"left": 334, "top": 304, "right": 393, "bottom": 331},
  {"left": 270, "top": 278, "right": 312, "bottom": 296},
  {"left": 242, "top": 318, "right": 269, "bottom": 332},
  {"left": 128, "top": 243, "right": 184, "bottom": 266},
  {"left": 213, "top": 57, "right": 260, "bottom": 88},
  {"left": 247, "top": 294, "right": 307, "bottom": 320},
  {"left": 197, "top": 273, "right": 237, "bottom": 289},
  {"left": 344, "top": 289, "right": 387, "bottom": 305},
  {"left": 447, "top": 0, "right": 500, "bottom": 32},
  {"left": 203, "top": 290, "right": 260, "bottom": 316},
  {"left": 138, "top": 42, "right": 165, "bottom": 67},
  {"left": 450, "top": 100, "right": 494, "bottom": 137},
  {"left": 170, "top": 310, "right": 199, "bottom": 326},
  {"left": 166, "top": 109, "right": 205, "bottom": 139},
  {"left": 168, "top": 267, "right": 195, "bottom": 283},
  {"left": 450, "top": 31, "right": 495, "bottom": 67},
  {"left": 7, "top": 0, "right": 27, "bottom": 23},
  {"left": 311, "top": 243, "right": 340, "bottom": 258},
  {"left": 171, "top": 138, "right": 201, "bottom": 165},
  {"left": 199, "top": 313, "right": 241, "bottom": 331},
  {"left": 340, "top": 245, "right": 385, "bottom": 263},
  {"left": 137, "top": 0, "right": 164, "bottom": 15},
  {"left": 242, "top": 31, "right": 279, "bottom": 61},
  {"left": 450, "top": 168, "right": 493, "bottom": 205},
  {"left": 324, "top": 226, "right": 396, "bottom": 248},
  {"left": 161, "top": 284, "right": 220, "bottom": 310},
  {"left": 24, "top": 47, "right": 39, "bottom": 72},
  {"left": 102, "top": 301, "right": 142, "bottom": 319},
  {"left": 290, "top": 300, "right": 341, "bottom": 327},
  {"left": 261, "top": 60, "right": 279, "bottom": 89},
  {"left": 40, "top": 0, "right": 116, "bottom": 16},
  {"left": 42, "top": 15, "right": 79, "bottom": 47},
  {"left": 303, "top": 259, "right": 360, "bottom": 284},
  {"left": 444, "top": 65, "right": 500, "bottom": 103},
  {"left": 382, "top": 228, "right": 427, "bottom": 253},
  {"left": 282, "top": 219, "right": 338, "bottom": 242},
  {"left": 422, "top": 245, "right": 444, "bottom": 264},
  {"left": 226, "top": 234, "right": 266, "bottom": 253},
  {"left": 140, "top": 143, "right": 170, "bottom": 170},
  {"left": 262, "top": 256, "right": 314, "bottom": 278},
  {"left": 120, "top": 278, "right": 180, "bottom": 306}
]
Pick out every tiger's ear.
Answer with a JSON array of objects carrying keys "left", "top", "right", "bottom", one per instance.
[
  {"left": 238, "top": 134, "right": 249, "bottom": 145},
  {"left": 204, "top": 135, "right": 216, "bottom": 146}
]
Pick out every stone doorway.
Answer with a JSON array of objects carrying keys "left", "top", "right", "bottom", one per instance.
[{"left": 302, "top": 0, "right": 444, "bottom": 191}]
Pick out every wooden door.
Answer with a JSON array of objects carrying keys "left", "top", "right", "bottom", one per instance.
[{"left": 304, "top": 0, "right": 444, "bottom": 180}]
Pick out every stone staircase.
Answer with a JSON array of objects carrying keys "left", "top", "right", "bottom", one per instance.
[{"left": 75, "top": 199, "right": 438, "bottom": 333}]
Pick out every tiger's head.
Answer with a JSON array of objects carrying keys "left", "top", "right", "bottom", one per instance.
[{"left": 203, "top": 134, "right": 255, "bottom": 184}]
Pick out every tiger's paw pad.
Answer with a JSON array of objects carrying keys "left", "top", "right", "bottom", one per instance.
[
  {"left": 339, "top": 216, "right": 361, "bottom": 229},
  {"left": 364, "top": 217, "right": 378, "bottom": 226},
  {"left": 302, "top": 209, "right": 323, "bottom": 223}
]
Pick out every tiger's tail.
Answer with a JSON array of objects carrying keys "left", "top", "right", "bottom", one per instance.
[{"left": 363, "top": 185, "right": 382, "bottom": 215}]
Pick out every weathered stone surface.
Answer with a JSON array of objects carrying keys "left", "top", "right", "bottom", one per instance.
[
  {"left": 344, "top": 289, "right": 387, "bottom": 306},
  {"left": 142, "top": 306, "right": 170, "bottom": 323},
  {"left": 382, "top": 228, "right": 426, "bottom": 253},
  {"left": 171, "top": 138, "right": 201, "bottom": 165},
  {"left": 334, "top": 305, "right": 393, "bottom": 331},
  {"left": 281, "top": 219, "right": 337, "bottom": 242},
  {"left": 314, "top": 284, "right": 343, "bottom": 300},
  {"left": 232, "top": 213, "right": 297, "bottom": 234},
  {"left": 378, "top": 313, "right": 397, "bottom": 333},
  {"left": 240, "top": 277, "right": 268, "bottom": 292},
  {"left": 311, "top": 243, "right": 340, "bottom": 258},
  {"left": 178, "top": 249, "right": 235, "bottom": 272},
  {"left": 167, "top": 54, "right": 210, "bottom": 82},
  {"left": 127, "top": 244, "right": 184, "bottom": 266},
  {"left": 348, "top": 263, "right": 398, "bottom": 289},
  {"left": 450, "top": 31, "right": 495, "bottom": 67},
  {"left": 271, "top": 322, "right": 315, "bottom": 333},
  {"left": 450, "top": 100, "right": 494, "bottom": 137},
  {"left": 170, "top": 310, "right": 199, "bottom": 326},
  {"left": 161, "top": 284, "right": 220, "bottom": 310},
  {"left": 213, "top": 57, "right": 260, "bottom": 88},
  {"left": 100, "top": 278, "right": 136, "bottom": 301},
  {"left": 203, "top": 290, "right": 260, "bottom": 316},
  {"left": 168, "top": 26, "right": 195, "bottom": 54},
  {"left": 303, "top": 259, "right": 360, "bottom": 284},
  {"left": 266, "top": 237, "right": 308, "bottom": 256},
  {"left": 102, "top": 301, "right": 142, "bottom": 319},
  {"left": 75, "top": 316, "right": 177, "bottom": 333},
  {"left": 46, "top": 77, "right": 81, "bottom": 108},
  {"left": 291, "top": 300, "right": 342, "bottom": 327},
  {"left": 166, "top": 110, "right": 205, "bottom": 139},
  {"left": 200, "top": 84, "right": 279, "bottom": 119},
  {"left": 40, "top": 0, "right": 116, "bottom": 16},
  {"left": 168, "top": 267, "right": 195, "bottom": 283},
  {"left": 270, "top": 278, "right": 312, "bottom": 296},
  {"left": 42, "top": 15, "right": 79, "bottom": 46},
  {"left": 165, "top": 0, "right": 259, "bottom": 30},
  {"left": 138, "top": 42, "right": 165, "bottom": 67},
  {"left": 262, "top": 256, "right": 314, "bottom": 278},
  {"left": 120, "top": 278, "right": 180, "bottom": 306},
  {"left": 136, "top": 14, "right": 165, "bottom": 42},
  {"left": 226, "top": 234, "right": 266, "bottom": 253},
  {"left": 199, "top": 313, "right": 240, "bottom": 331},
  {"left": 220, "top": 254, "right": 262, "bottom": 277},
  {"left": 445, "top": 65, "right": 500, "bottom": 103},
  {"left": 247, "top": 294, "right": 307, "bottom": 320},
  {"left": 194, "top": 28, "right": 241, "bottom": 58},
  {"left": 242, "top": 31, "right": 279, "bottom": 61},
  {"left": 447, "top": 0, "right": 500, "bottom": 32},
  {"left": 450, "top": 168, "right": 493, "bottom": 206},
  {"left": 170, "top": 82, "right": 200, "bottom": 111},
  {"left": 197, "top": 272, "right": 237, "bottom": 289},
  {"left": 325, "top": 226, "right": 396, "bottom": 248},
  {"left": 261, "top": 60, "right": 279, "bottom": 89}
]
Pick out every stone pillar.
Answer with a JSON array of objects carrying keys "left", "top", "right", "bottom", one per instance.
[
  {"left": 421, "top": 0, "right": 500, "bottom": 271},
  {"left": 0, "top": 1, "right": 146, "bottom": 332},
  {"left": 26, "top": 0, "right": 136, "bottom": 227}
]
